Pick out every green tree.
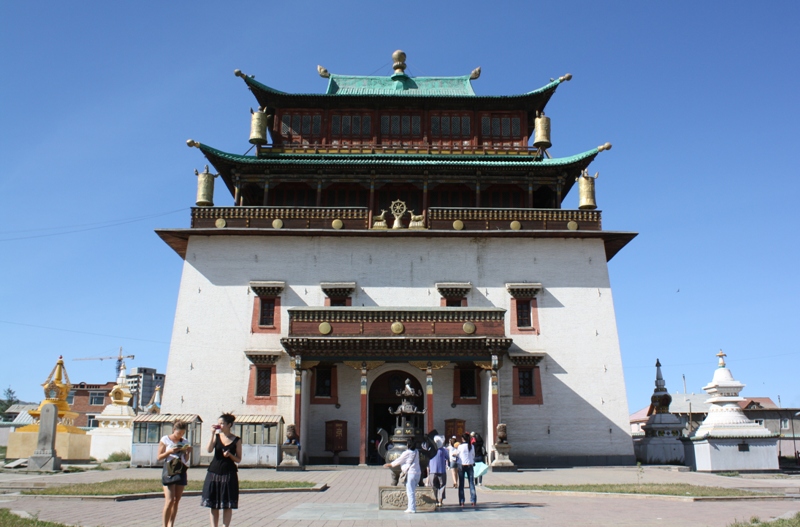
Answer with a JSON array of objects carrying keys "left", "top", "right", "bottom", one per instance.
[{"left": 0, "top": 386, "right": 18, "bottom": 414}]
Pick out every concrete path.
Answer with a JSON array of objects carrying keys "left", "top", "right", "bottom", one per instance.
[{"left": 0, "top": 466, "right": 797, "bottom": 526}]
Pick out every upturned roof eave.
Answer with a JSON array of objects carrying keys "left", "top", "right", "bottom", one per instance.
[
  {"left": 243, "top": 75, "right": 562, "bottom": 111},
  {"left": 194, "top": 142, "right": 599, "bottom": 197}
]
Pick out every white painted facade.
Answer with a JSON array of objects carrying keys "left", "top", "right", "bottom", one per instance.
[{"left": 161, "top": 234, "right": 634, "bottom": 466}]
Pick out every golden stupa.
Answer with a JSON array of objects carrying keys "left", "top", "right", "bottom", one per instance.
[
  {"left": 17, "top": 356, "right": 84, "bottom": 434},
  {"left": 7, "top": 356, "right": 91, "bottom": 461}
]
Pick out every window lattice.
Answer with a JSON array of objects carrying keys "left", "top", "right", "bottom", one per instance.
[
  {"left": 518, "top": 368, "right": 535, "bottom": 397},
  {"left": 255, "top": 368, "right": 271, "bottom": 396}
]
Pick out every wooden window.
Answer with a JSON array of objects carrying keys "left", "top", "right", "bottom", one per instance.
[
  {"left": 259, "top": 298, "right": 275, "bottom": 327},
  {"left": 510, "top": 297, "right": 540, "bottom": 335},
  {"left": 278, "top": 111, "right": 323, "bottom": 145},
  {"left": 331, "top": 112, "right": 372, "bottom": 144},
  {"left": 251, "top": 296, "right": 281, "bottom": 334},
  {"left": 255, "top": 367, "right": 272, "bottom": 396},
  {"left": 446, "top": 299, "right": 463, "bottom": 307},
  {"left": 512, "top": 366, "right": 543, "bottom": 404},
  {"left": 452, "top": 367, "right": 481, "bottom": 405},
  {"left": 379, "top": 112, "right": 422, "bottom": 145},
  {"left": 246, "top": 364, "right": 277, "bottom": 405},
  {"left": 516, "top": 300, "right": 531, "bottom": 328},
  {"left": 330, "top": 298, "right": 347, "bottom": 307},
  {"left": 311, "top": 365, "right": 339, "bottom": 405},
  {"left": 479, "top": 112, "right": 524, "bottom": 147},
  {"left": 430, "top": 112, "right": 472, "bottom": 147}
]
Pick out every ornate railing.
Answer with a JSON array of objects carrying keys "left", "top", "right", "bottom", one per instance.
[
  {"left": 256, "top": 143, "right": 544, "bottom": 156},
  {"left": 190, "top": 206, "right": 600, "bottom": 231}
]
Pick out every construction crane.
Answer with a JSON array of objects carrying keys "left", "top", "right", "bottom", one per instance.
[{"left": 73, "top": 347, "right": 134, "bottom": 378}]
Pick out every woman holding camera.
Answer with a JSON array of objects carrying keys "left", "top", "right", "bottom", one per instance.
[
  {"left": 201, "top": 413, "right": 242, "bottom": 527},
  {"left": 157, "top": 420, "right": 193, "bottom": 527}
]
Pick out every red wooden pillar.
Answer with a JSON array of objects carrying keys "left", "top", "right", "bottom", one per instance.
[
  {"left": 293, "top": 357, "right": 302, "bottom": 432},
  {"left": 359, "top": 363, "right": 368, "bottom": 465},
  {"left": 491, "top": 354, "right": 499, "bottom": 435},
  {"left": 426, "top": 363, "right": 434, "bottom": 432}
]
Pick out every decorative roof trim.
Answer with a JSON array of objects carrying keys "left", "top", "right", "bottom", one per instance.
[
  {"left": 507, "top": 352, "right": 546, "bottom": 366},
  {"left": 244, "top": 350, "right": 283, "bottom": 365},
  {"left": 249, "top": 281, "right": 285, "bottom": 297},
  {"left": 506, "top": 283, "right": 543, "bottom": 299},
  {"left": 242, "top": 73, "right": 561, "bottom": 101},
  {"left": 196, "top": 142, "right": 601, "bottom": 169},
  {"left": 435, "top": 282, "right": 472, "bottom": 298},
  {"left": 281, "top": 336, "right": 513, "bottom": 359},
  {"left": 320, "top": 282, "right": 356, "bottom": 298},
  {"left": 287, "top": 306, "right": 505, "bottom": 323},
  {"left": 133, "top": 414, "right": 202, "bottom": 423},
  {"left": 232, "top": 414, "right": 284, "bottom": 424}
]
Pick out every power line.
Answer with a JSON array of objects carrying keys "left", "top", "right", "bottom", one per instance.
[
  {"left": 0, "top": 208, "right": 188, "bottom": 242},
  {"left": 0, "top": 320, "right": 170, "bottom": 344}
]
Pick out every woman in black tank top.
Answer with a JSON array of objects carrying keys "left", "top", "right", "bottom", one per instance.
[{"left": 201, "top": 413, "right": 242, "bottom": 526}]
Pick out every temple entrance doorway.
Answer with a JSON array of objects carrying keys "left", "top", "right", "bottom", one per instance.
[{"left": 367, "top": 370, "right": 423, "bottom": 465}]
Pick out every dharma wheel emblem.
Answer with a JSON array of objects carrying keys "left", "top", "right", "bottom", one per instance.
[{"left": 390, "top": 200, "right": 407, "bottom": 229}]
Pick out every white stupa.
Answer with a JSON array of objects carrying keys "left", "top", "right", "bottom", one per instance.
[
  {"left": 633, "top": 359, "right": 684, "bottom": 464},
  {"left": 683, "top": 351, "right": 778, "bottom": 472},
  {"left": 89, "top": 361, "right": 137, "bottom": 462}
]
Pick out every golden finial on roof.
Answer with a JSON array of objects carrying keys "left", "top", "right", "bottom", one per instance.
[
  {"left": 470, "top": 67, "right": 481, "bottom": 80},
  {"left": 187, "top": 139, "right": 199, "bottom": 148},
  {"left": 317, "top": 65, "right": 330, "bottom": 78},
  {"left": 392, "top": 50, "right": 407, "bottom": 74},
  {"left": 597, "top": 142, "right": 612, "bottom": 152},
  {"left": 559, "top": 73, "right": 573, "bottom": 82},
  {"left": 716, "top": 349, "right": 727, "bottom": 368}
]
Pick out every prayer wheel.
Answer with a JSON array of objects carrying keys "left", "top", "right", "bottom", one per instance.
[
  {"left": 533, "top": 114, "right": 552, "bottom": 149},
  {"left": 249, "top": 108, "right": 269, "bottom": 145},
  {"left": 195, "top": 165, "right": 218, "bottom": 207},
  {"left": 577, "top": 171, "right": 598, "bottom": 210}
]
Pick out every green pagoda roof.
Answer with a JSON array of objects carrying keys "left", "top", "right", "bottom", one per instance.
[
  {"left": 236, "top": 71, "right": 569, "bottom": 112},
  {"left": 325, "top": 73, "right": 476, "bottom": 96}
]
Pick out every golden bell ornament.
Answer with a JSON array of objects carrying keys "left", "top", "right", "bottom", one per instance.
[
  {"left": 195, "top": 165, "right": 218, "bottom": 207},
  {"left": 577, "top": 170, "right": 598, "bottom": 210},
  {"left": 533, "top": 114, "right": 552, "bottom": 149},
  {"left": 249, "top": 108, "right": 269, "bottom": 145}
]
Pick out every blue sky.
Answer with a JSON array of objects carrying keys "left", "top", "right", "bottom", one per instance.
[{"left": 2, "top": 2, "right": 798, "bottom": 412}]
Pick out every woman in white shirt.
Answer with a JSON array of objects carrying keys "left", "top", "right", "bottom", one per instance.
[
  {"left": 157, "top": 421, "right": 193, "bottom": 527},
  {"left": 384, "top": 438, "right": 421, "bottom": 513},
  {"left": 447, "top": 437, "right": 459, "bottom": 488},
  {"left": 456, "top": 432, "right": 477, "bottom": 506}
]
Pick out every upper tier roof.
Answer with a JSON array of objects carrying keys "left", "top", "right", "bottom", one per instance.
[{"left": 326, "top": 74, "right": 476, "bottom": 96}]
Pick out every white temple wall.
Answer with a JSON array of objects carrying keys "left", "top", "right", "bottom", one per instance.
[{"left": 162, "top": 235, "right": 633, "bottom": 463}]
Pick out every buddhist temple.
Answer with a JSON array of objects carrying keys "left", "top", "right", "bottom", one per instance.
[
  {"left": 683, "top": 351, "right": 779, "bottom": 472},
  {"left": 157, "top": 51, "right": 638, "bottom": 466}
]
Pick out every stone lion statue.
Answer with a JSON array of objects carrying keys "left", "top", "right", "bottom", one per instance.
[
  {"left": 496, "top": 423, "right": 508, "bottom": 444},
  {"left": 284, "top": 424, "right": 300, "bottom": 445}
]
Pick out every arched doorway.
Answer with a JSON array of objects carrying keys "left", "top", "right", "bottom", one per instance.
[{"left": 367, "top": 371, "right": 424, "bottom": 464}]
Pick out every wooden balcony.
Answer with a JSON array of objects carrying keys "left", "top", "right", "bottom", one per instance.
[{"left": 191, "top": 206, "right": 601, "bottom": 231}]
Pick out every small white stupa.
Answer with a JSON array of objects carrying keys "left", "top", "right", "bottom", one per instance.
[
  {"left": 88, "top": 361, "right": 137, "bottom": 462},
  {"left": 634, "top": 359, "right": 684, "bottom": 464},
  {"left": 683, "top": 351, "right": 778, "bottom": 472}
]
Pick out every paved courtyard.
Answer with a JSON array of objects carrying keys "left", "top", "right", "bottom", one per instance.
[{"left": 0, "top": 465, "right": 798, "bottom": 526}]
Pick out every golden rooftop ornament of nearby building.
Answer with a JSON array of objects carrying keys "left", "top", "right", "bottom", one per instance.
[{"left": 392, "top": 50, "right": 407, "bottom": 74}]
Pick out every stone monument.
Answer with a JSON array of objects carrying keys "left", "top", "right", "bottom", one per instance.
[
  {"left": 7, "top": 356, "right": 91, "bottom": 462},
  {"left": 89, "top": 361, "right": 136, "bottom": 462},
  {"left": 683, "top": 351, "right": 779, "bottom": 472},
  {"left": 633, "top": 359, "right": 685, "bottom": 464},
  {"left": 26, "top": 403, "right": 61, "bottom": 471},
  {"left": 491, "top": 423, "right": 517, "bottom": 471}
]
